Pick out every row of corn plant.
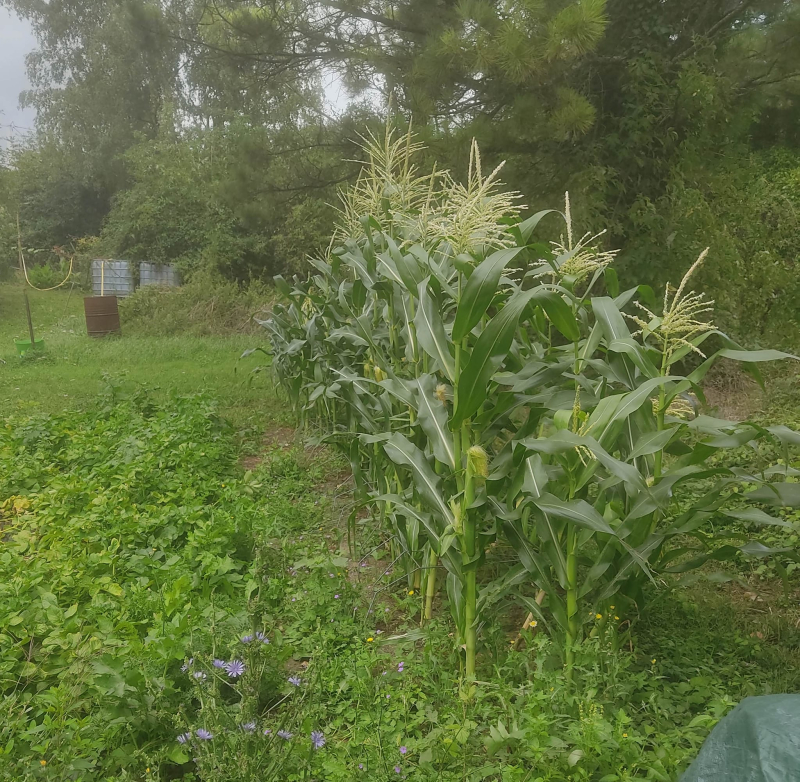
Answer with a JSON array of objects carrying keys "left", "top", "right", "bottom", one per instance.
[{"left": 262, "top": 125, "right": 799, "bottom": 679}]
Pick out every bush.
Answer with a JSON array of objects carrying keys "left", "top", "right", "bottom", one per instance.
[{"left": 119, "top": 273, "right": 275, "bottom": 336}]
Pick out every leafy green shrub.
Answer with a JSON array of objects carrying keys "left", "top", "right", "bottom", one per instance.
[
  {"left": 0, "top": 391, "right": 259, "bottom": 776},
  {"left": 264, "top": 126, "right": 799, "bottom": 679},
  {"left": 119, "top": 273, "right": 275, "bottom": 336}
]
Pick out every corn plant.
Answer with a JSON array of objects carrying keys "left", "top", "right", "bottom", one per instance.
[{"left": 262, "top": 125, "right": 799, "bottom": 679}]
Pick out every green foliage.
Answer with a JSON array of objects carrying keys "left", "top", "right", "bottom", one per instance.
[
  {"left": 119, "top": 273, "right": 275, "bottom": 337},
  {"left": 4, "top": 0, "right": 800, "bottom": 334},
  {"left": 0, "top": 392, "right": 261, "bottom": 776},
  {"left": 264, "top": 129, "right": 799, "bottom": 679},
  {"left": 98, "top": 124, "right": 349, "bottom": 280}
]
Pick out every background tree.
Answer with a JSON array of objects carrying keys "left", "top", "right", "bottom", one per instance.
[{"left": 1, "top": 0, "right": 798, "bottom": 341}]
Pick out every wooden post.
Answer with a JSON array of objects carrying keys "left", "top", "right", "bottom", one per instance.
[
  {"left": 17, "top": 212, "right": 37, "bottom": 347},
  {"left": 23, "top": 289, "right": 36, "bottom": 346}
]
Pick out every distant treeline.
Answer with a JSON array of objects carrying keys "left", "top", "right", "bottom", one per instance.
[{"left": 1, "top": 0, "right": 798, "bottom": 345}]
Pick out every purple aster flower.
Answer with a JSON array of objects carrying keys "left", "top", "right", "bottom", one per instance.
[
  {"left": 196, "top": 729, "right": 213, "bottom": 741},
  {"left": 192, "top": 671, "right": 207, "bottom": 680},
  {"left": 180, "top": 657, "right": 194, "bottom": 672},
  {"left": 397, "top": 662, "right": 405, "bottom": 673},
  {"left": 277, "top": 730, "right": 293, "bottom": 740},
  {"left": 311, "top": 730, "right": 325, "bottom": 750},
  {"left": 240, "top": 634, "right": 254, "bottom": 644},
  {"left": 291, "top": 597, "right": 296, "bottom": 602},
  {"left": 177, "top": 732, "right": 191, "bottom": 744},
  {"left": 212, "top": 659, "right": 226, "bottom": 668},
  {"left": 256, "top": 632, "right": 268, "bottom": 643},
  {"left": 288, "top": 675, "right": 302, "bottom": 687},
  {"left": 225, "top": 660, "right": 245, "bottom": 678},
  {"left": 359, "top": 764, "right": 364, "bottom": 770},
  {"left": 334, "top": 594, "right": 340, "bottom": 599},
  {"left": 240, "top": 721, "right": 257, "bottom": 733},
  {"left": 263, "top": 728, "right": 272, "bottom": 735},
  {"left": 400, "top": 746, "right": 407, "bottom": 754},
  {"left": 394, "top": 766, "right": 401, "bottom": 774}
]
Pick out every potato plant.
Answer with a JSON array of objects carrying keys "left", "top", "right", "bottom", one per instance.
[{"left": 264, "top": 126, "right": 799, "bottom": 678}]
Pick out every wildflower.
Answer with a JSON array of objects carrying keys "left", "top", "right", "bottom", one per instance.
[
  {"left": 225, "top": 660, "right": 245, "bottom": 678},
  {"left": 395, "top": 766, "right": 402, "bottom": 774},
  {"left": 240, "top": 634, "right": 254, "bottom": 644},
  {"left": 615, "top": 616, "right": 620, "bottom": 621},
  {"left": 408, "top": 590, "right": 414, "bottom": 596},
  {"left": 263, "top": 728, "right": 272, "bottom": 735},
  {"left": 400, "top": 746, "right": 408, "bottom": 754},
  {"left": 530, "top": 620, "right": 538, "bottom": 628},
  {"left": 595, "top": 613, "right": 602, "bottom": 619},
  {"left": 40, "top": 760, "right": 46, "bottom": 767},
  {"left": 196, "top": 729, "right": 213, "bottom": 741},
  {"left": 181, "top": 657, "right": 194, "bottom": 672},
  {"left": 359, "top": 763, "right": 364, "bottom": 770},
  {"left": 397, "top": 662, "right": 404, "bottom": 673},
  {"left": 192, "top": 671, "right": 207, "bottom": 680},
  {"left": 367, "top": 637, "right": 374, "bottom": 642},
  {"left": 288, "top": 675, "right": 302, "bottom": 687},
  {"left": 240, "top": 721, "right": 257, "bottom": 733},
  {"left": 177, "top": 732, "right": 191, "bottom": 744},
  {"left": 277, "top": 730, "right": 293, "bottom": 740},
  {"left": 334, "top": 594, "right": 340, "bottom": 599},
  {"left": 651, "top": 658, "right": 657, "bottom": 664},
  {"left": 146, "top": 769, "right": 151, "bottom": 774},
  {"left": 311, "top": 730, "right": 326, "bottom": 749},
  {"left": 256, "top": 631, "right": 268, "bottom": 642},
  {"left": 623, "top": 732, "right": 628, "bottom": 738},
  {"left": 212, "top": 659, "right": 226, "bottom": 668}
]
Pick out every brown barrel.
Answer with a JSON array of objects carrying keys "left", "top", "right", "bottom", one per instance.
[{"left": 84, "top": 296, "right": 122, "bottom": 337}]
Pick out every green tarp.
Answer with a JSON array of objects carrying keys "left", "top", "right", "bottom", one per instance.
[{"left": 682, "top": 695, "right": 800, "bottom": 782}]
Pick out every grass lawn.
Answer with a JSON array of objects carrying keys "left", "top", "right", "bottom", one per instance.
[
  {"left": 0, "top": 282, "right": 282, "bottom": 431},
  {"left": 1, "top": 280, "right": 798, "bottom": 781}
]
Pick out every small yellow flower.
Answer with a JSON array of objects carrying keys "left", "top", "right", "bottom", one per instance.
[
  {"left": 595, "top": 613, "right": 602, "bottom": 619},
  {"left": 40, "top": 760, "right": 47, "bottom": 766},
  {"left": 530, "top": 619, "right": 538, "bottom": 628},
  {"left": 623, "top": 732, "right": 628, "bottom": 738},
  {"left": 651, "top": 658, "right": 656, "bottom": 664},
  {"left": 367, "top": 637, "right": 374, "bottom": 642},
  {"left": 408, "top": 590, "right": 414, "bottom": 596},
  {"left": 221, "top": 483, "right": 225, "bottom": 487},
  {"left": 614, "top": 616, "right": 620, "bottom": 621},
  {"left": 146, "top": 769, "right": 151, "bottom": 774},
  {"left": 610, "top": 605, "right": 615, "bottom": 610}
]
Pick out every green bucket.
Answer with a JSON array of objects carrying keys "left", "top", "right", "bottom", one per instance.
[{"left": 15, "top": 338, "right": 45, "bottom": 357}]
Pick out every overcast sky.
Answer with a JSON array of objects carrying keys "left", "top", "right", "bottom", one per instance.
[{"left": 0, "top": 8, "right": 37, "bottom": 145}]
